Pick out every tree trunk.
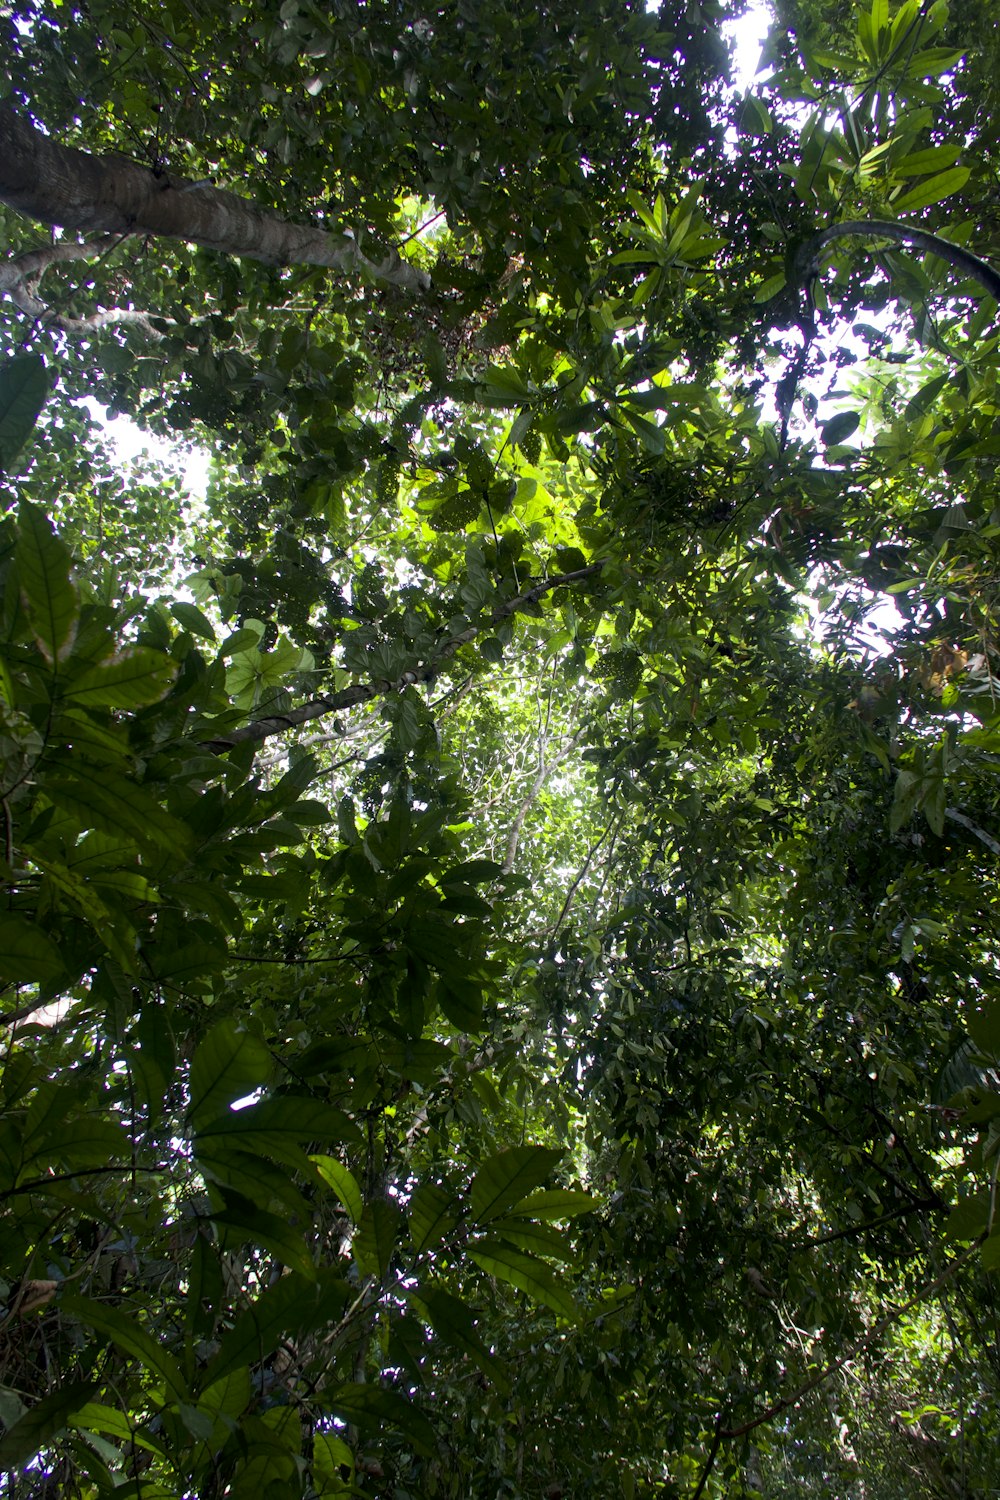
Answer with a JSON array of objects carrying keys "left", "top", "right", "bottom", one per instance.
[{"left": 0, "top": 103, "right": 429, "bottom": 293}]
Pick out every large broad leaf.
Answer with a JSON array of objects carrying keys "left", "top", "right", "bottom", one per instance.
[
  {"left": 187, "top": 1019, "right": 271, "bottom": 1127},
  {"left": 46, "top": 764, "right": 193, "bottom": 858},
  {"left": 329, "top": 1383, "right": 436, "bottom": 1457},
  {"left": 0, "top": 1380, "right": 96, "bottom": 1470},
  {"left": 310, "top": 1154, "right": 363, "bottom": 1223},
  {"left": 61, "top": 1296, "right": 188, "bottom": 1401},
  {"left": 408, "top": 1181, "right": 458, "bottom": 1251},
  {"left": 411, "top": 1285, "right": 510, "bottom": 1393},
  {"left": 0, "top": 354, "right": 49, "bottom": 472},
  {"left": 505, "top": 1189, "right": 598, "bottom": 1220},
  {"left": 201, "top": 1271, "right": 350, "bottom": 1389},
  {"left": 893, "top": 166, "right": 970, "bottom": 212},
  {"left": 470, "top": 1145, "right": 564, "bottom": 1225},
  {"left": 354, "top": 1198, "right": 402, "bottom": 1280},
  {"left": 62, "top": 647, "right": 177, "bottom": 708},
  {"left": 17, "top": 499, "right": 79, "bottom": 664},
  {"left": 469, "top": 1240, "right": 577, "bottom": 1320},
  {"left": 197, "top": 1095, "right": 359, "bottom": 1148},
  {"left": 212, "top": 1195, "right": 317, "bottom": 1279},
  {"left": 0, "top": 914, "right": 64, "bottom": 983}
]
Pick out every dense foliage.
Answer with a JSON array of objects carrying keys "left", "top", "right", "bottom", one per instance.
[{"left": 2, "top": 0, "right": 1000, "bottom": 1494}]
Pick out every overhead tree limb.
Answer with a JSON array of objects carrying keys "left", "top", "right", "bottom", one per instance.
[
  {"left": 200, "top": 563, "right": 605, "bottom": 754},
  {"left": 0, "top": 102, "right": 430, "bottom": 299},
  {"left": 794, "top": 218, "right": 1000, "bottom": 308}
]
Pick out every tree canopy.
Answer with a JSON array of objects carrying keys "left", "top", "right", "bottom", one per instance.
[{"left": 2, "top": 0, "right": 1000, "bottom": 1494}]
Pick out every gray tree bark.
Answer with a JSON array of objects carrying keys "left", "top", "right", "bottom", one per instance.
[{"left": 0, "top": 102, "right": 429, "bottom": 294}]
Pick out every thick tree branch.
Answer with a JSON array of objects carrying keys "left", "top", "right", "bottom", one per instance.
[
  {"left": 0, "top": 102, "right": 430, "bottom": 296},
  {"left": 795, "top": 219, "right": 1000, "bottom": 306},
  {"left": 200, "top": 563, "right": 605, "bottom": 753}
]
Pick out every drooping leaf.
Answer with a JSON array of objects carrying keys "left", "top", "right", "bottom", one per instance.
[
  {"left": 0, "top": 1381, "right": 96, "bottom": 1470},
  {"left": 310, "top": 1154, "right": 363, "bottom": 1223},
  {"left": 329, "top": 1383, "right": 436, "bottom": 1457},
  {"left": 408, "top": 1181, "right": 458, "bottom": 1251},
  {"left": 0, "top": 355, "right": 49, "bottom": 472},
  {"left": 60, "top": 1296, "right": 188, "bottom": 1400},
  {"left": 201, "top": 1271, "right": 350, "bottom": 1388},
  {"left": 17, "top": 499, "right": 79, "bottom": 664},
  {"left": 411, "top": 1285, "right": 511, "bottom": 1393}
]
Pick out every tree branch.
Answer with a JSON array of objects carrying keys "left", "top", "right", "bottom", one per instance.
[
  {"left": 0, "top": 234, "right": 167, "bottom": 337},
  {"left": 502, "top": 724, "right": 588, "bottom": 873},
  {"left": 200, "top": 563, "right": 605, "bottom": 753},
  {"left": 0, "top": 102, "right": 430, "bottom": 299},
  {"left": 719, "top": 1245, "right": 977, "bottom": 1441},
  {"left": 795, "top": 219, "right": 1000, "bottom": 306}
]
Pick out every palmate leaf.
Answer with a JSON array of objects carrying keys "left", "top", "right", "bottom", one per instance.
[
  {"left": 17, "top": 499, "right": 79, "bottom": 664},
  {"left": 470, "top": 1145, "right": 564, "bottom": 1224},
  {"left": 0, "top": 355, "right": 49, "bottom": 472}
]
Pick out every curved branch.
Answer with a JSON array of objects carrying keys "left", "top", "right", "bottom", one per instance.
[
  {"left": 200, "top": 563, "right": 604, "bottom": 753},
  {"left": 796, "top": 219, "right": 1000, "bottom": 305},
  {"left": 0, "top": 234, "right": 167, "bottom": 337},
  {"left": 0, "top": 102, "right": 430, "bottom": 298}
]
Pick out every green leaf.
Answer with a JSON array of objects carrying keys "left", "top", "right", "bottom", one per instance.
[
  {"left": 411, "top": 1285, "right": 511, "bottom": 1393},
  {"left": 354, "top": 1197, "right": 402, "bottom": 1279},
  {"left": 506, "top": 1189, "right": 598, "bottom": 1220},
  {"left": 893, "top": 144, "right": 962, "bottom": 176},
  {"left": 187, "top": 1019, "right": 271, "bottom": 1127},
  {"left": 62, "top": 647, "right": 177, "bottom": 707},
  {"left": 0, "top": 915, "right": 64, "bottom": 983},
  {"left": 46, "top": 764, "right": 193, "bottom": 858},
  {"left": 486, "top": 1216, "right": 576, "bottom": 1261},
  {"left": 820, "top": 411, "right": 861, "bottom": 446},
  {"left": 0, "top": 1381, "right": 96, "bottom": 1470},
  {"left": 61, "top": 1295, "right": 188, "bottom": 1400},
  {"left": 329, "top": 1383, "right": 436, "bottom": 1457},
  {"left": 471, "top": 1146, "right": 564, "bottom": 1225},
  {"left": 197, "top": 1095, "right": 357, "bottom": 1147},
  {"left": 0, "top": 354, "right": 49, "bottom": 472},
  {"left": 469, "top": 1240, "right": 577, "bottom": 1319},
  {"left": 212, "top": 1196, "right": 317, "bottom": 1279},
  {"left": 436, "top": 974, "right": 485, "bottom": 1031},
  {"left": 17, "top": 500, "right": 79, "bottom": 664},
  {"left": 171, "top": 600, "right": 217, "bottom": 640},
  {"left": 409, "top": 1181, "right": 458, "bottom": 1251},
  {"left": 893, "top": 166, "right": 971, "bottom": 212},
  {"left": 201, "top": 1271, "right": 349, "bottom": 1388},
  {"left": 310, "top": 1154, "right": 363, "bottom": 1223}
]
